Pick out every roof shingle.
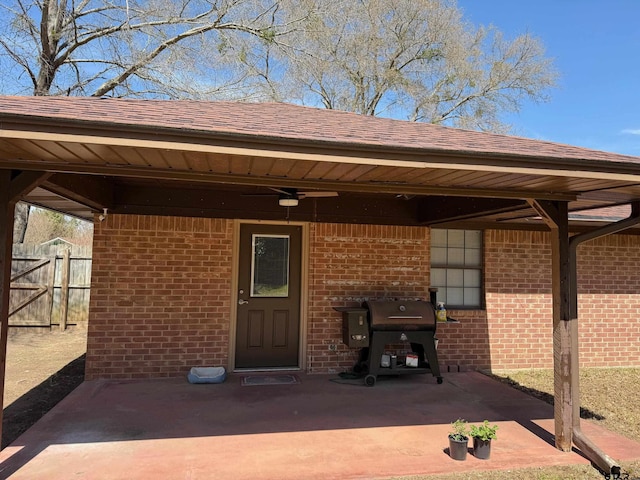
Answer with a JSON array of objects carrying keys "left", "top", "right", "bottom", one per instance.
[{"left": 1, "top": 96, "right": 639, "bottom": 165}]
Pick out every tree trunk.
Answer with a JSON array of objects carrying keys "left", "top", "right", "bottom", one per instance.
[{"left": 13, "top": 202, "right": 30, "bottom": 243}]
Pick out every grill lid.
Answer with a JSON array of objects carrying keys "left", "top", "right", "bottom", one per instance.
[{"left": 364, "top": 300, "right": 436, "bottom": 331}]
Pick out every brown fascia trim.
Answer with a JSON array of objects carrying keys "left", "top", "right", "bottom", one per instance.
[{"left": 2, "top": 112, "right": 640, "bottom": 178}]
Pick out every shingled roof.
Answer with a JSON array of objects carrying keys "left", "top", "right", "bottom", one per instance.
[
  {"left": 1, "top": 96, "right": 639, "bottom": 166},
  {"left": 3, "top": 95, "right": 640, "bottom": 226}
]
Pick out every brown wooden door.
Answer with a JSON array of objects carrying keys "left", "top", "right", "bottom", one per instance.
[{"left": 235, "top": 224, "right": 302, "bottom": 368}]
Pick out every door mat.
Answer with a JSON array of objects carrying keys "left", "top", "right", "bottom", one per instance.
[{"left": 241, "top": 374, "right": 300, "bottom": 386}]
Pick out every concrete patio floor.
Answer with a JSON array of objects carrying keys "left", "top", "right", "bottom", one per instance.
[{"left": 0, "top": 371, "right": 639, "bottom": 479}]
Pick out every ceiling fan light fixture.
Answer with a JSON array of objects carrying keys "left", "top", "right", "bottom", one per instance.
[{"left": 278, "top": 197, "right": 299, "bottom": 207}]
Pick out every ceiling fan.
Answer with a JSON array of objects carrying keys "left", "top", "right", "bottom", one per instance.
[{"left": 246, "top": 188, "right": 339, "bottom": 207}]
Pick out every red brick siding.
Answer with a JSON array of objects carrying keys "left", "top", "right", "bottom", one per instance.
[
  {"left": 87, "top": 215, "right": 640, "bottom": 379},
  {"left": 574, "top": 235, "right": 640, "bottom": 367},
  {"left": 484, "top": 230, "right": 553, "bottom": 370},
  {"left": 307, "top": 223, "right": 431, "bottom": 373},
  {"left": 86, "top": 215, "right": 233, "bottom": 379},
  {"left": 484, "top": 230, "right": 640, "bottom": 370},
  {"left": 434, "top": 310, "right": 491, "bottom": 372}
]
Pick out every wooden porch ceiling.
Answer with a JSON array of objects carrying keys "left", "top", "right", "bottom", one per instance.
[{"left": 1, "top": 97, "right": 640, "bottom": 228}]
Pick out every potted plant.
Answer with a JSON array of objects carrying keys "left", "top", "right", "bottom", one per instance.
[
  {"left": 469, "top": 420, "right": 498, "bottom": 460},
  {"left": 448, "top": 418, "right": 469, "bottom": 461}
]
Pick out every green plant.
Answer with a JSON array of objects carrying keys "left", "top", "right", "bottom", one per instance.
[
  {"left": 469, "top": 420, "right": 499, "bottom": 441},
  {"left": 448, "top": 418, "right": 469, "bottom": 441}
]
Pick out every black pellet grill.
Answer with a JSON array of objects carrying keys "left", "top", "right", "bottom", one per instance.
[{"left": 336, "top": 298, "right": 442, "bottom": 387}]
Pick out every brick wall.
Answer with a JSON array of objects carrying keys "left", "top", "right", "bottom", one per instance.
[
  {"left": 484, "top": 230, "right": 553, "bottom": 370},
  {"left": 86, "top": 215, "right": 640, "bottom": 379},
  {"left": 484, "top": 230, "right": 640, "bottom": 370},
  {"left": 86, "top": 215, "right": 233, "bottom": 379},
  {"left": 574, "top": 235, "right": 640, "bottom": 367},
  {"left": 434, "top": 310, "right": 490, "bottom": 372}
]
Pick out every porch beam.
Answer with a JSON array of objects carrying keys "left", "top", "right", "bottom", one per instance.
[
  {"left": 43, "top": 173, "right": 115, "bottom": 211},
  {"left": 0, "top": 169, "right": 50, "bottom": 449},
  {"left": 416, "top": 196, "right": 527, "bottom": 224},
  {"left": 113, "top": 185, "right": 422, "bottom": 226},
  {"left": 8, "top": 170, "right": 52, "bottom": 202}
]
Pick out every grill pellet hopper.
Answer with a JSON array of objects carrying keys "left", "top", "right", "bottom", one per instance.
[{"left": 336, "top": 298, "right": 442, "bottom": 387}]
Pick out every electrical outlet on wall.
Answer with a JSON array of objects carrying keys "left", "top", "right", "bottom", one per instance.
[{"left": 328, "top": 344, "right": 337, "bottom": 351}]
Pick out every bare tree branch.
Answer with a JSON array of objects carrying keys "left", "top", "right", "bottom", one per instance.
[
  {"left": 257, "top": 0, "right": 557, "bottom": 132},
  {"left": 1, "top": 0, "right": 296, "bottom": 98}
]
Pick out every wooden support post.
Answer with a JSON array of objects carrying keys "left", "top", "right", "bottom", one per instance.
[
  {"left": 59, "top": 249, "right": 71, "bottom": 331},
  {"left": 0, "top": 171, "right": 16, "bottom": 448},
  {"left": 0, "top": 169, "right": 49, "bottom": 449},
  {"left": 551, "top": 204, "right": 573, "bottom": 452},
  {"left": 529, "top": 200, "right": 573, "bottom": 451}
]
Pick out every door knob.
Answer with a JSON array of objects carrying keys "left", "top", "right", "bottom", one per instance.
[{"left": 238, "top": 299, "right": 249, "bottom": 305}]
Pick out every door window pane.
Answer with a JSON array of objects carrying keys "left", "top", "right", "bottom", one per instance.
[{"left": 251, "top": 234, "right": 290, "bottom": 297}]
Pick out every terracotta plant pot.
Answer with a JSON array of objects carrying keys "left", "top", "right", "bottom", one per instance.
[
  {"left": 473, "top": 437, "right": 492, "bottom": 460},
  {"left": 448, "top": 436, "right": 468, "bottom": 461}
]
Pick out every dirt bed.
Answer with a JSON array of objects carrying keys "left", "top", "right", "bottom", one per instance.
[{"left": 2, "top": 328, "right": 87, "bottom": 448}]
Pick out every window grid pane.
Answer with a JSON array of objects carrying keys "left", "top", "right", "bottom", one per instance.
[
  {"left": 465, "top": 248, "right": 482, "bottom": 267},
  {"left": 431, "top": 247, "right": 447, "bottom": 264},
  {"left": 464, "top": 269, "right": 481, "bottom": 287},
  {"left": 430, "top": 228, "right": 483, "bottom": 308},
  {"left": 465, "top": 230, "right": 482, "bottom": 248},
  {"left": 447, "top": 248, "right": 465, "bottom": 266},
  {"left": 464, "top": 288, "right": 481, "bottom": 305},
  {"left": 448, "top": 230, "right": 465, "bottom": 247},
  {"left": 431, "top": 229, "right": 447, "bottom": 247},
  {"left": 430, "top": 268, "right": 446, "bottom": 286}
]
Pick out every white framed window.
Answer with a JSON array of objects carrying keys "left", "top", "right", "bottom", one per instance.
[{"left": 430, "top": 229, "right": 483, "bottom": 308}]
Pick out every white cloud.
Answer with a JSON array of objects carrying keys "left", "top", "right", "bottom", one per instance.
[{"left": 621, "top": 129, "right": 640, "bottom": 135}]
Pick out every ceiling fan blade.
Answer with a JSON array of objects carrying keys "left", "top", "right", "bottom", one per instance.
[
  {"left": 241, "top": 187, "right": 296, "bottom": 197},
  {"left": 298, "top": 191, "right": 339, "bottom": 198},
  {"left": 269, "top": 187, "right": 295, "bottom": 196}
]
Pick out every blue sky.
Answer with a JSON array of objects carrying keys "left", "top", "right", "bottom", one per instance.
[{"left": 458, "top": 0, "right": 640, "bottom": 156}]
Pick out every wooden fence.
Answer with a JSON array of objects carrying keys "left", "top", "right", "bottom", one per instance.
[{"left": 9, "top": 244, "right": 92, "bottom": 329}]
